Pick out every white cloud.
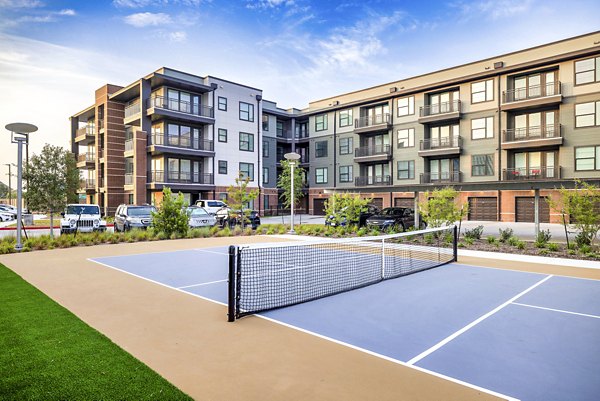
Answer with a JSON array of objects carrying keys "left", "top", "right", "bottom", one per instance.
[
  {"left": 0, "top": 0, "right": 43, "bottom": 8},
  {"left": 246, "top": 0, "right": 295, "bottom": 10},
  {"left": 168, "top": 31, "right": 186, "bottom": 42},
  {"left": 112, "top": 0, "right": 201, "bottom": 7},
  {"left": 57, "top": 9, "right": 75, "bottom": 16},
  {"left": 16, "top": 8, "right": 76, "bottom": 23},
  {"left": 451, "top": 0, "right": 534, "bottom": 21},
  {"left": 124, "top": 12, "right": 171, "bottom": 27}
]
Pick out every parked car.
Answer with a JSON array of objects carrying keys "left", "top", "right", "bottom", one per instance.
[
  {"left": 195, "top": 199, "right": 228, "bottom": 216},
  {"left": 220, "top": 209, "right": 261, "bottom": 230},
  {"left": 187, "top": 206, "right": 217, "bottom": 228},
  {"left": 60, "top": 204, "right": 107, "bottom": 234},
  {"left": 325, "top": 205, "right": 380, "bottom": 227},
  {"left": 114, "top": 204, "right": 156, "bottom": 232},
  {"left": 365, "top": 207, "right": 425, "bottom": 231},
  {"left": 0, "top": 211, "right": 13, "bottom": 222},
  {"left": 0, "top": 205, "right": 16, "bottom": 220}
]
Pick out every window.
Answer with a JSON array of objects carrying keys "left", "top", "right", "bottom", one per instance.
[
  {"left": 575, "top": 57, "right": 600, "bottom": 85},
  {"left": 218, "top": 160, "right": 227, "bottom": 174},
  {"left": 397, "top": 128, "right": 415, "bottom": 148},
  {"left": 339, "top": 165, "right": 353, "bottom": 183},
  {"left": 339, "top": 109, "right": 353, "bottom": 127},
  {"left": 472, "top": 154, "right": 494, "bottom": 176},
  {"left": 315, "top": 114, "right": 328, "bottom": 131},
  {"left": 239, "top": 102, "right": 254, "bottom": 122},
  {"left": 471, "top": 117, "right": 494, "bottom": 139},
  {"left": 262, "top": 139, "right": 269, "bottom": 157},
  {"left": 263, "top": 167, "right": 269, "bottom": 184},
  {"left": 276, "top": 121, "right": 284, "bottom": 137},
  {"left": 239, "top": 162, "right": 254, "bottom": 181},
  {"left": 264, "top": 195, "right": 269, "bottom": 209},
  {"left": 575, "top": 146, "right": 600, "bottom": 171},
  {"left": 315, "top": 140, "right": 328, "bottom": 158},
  {"left": 471, "top": 79, "right": 494, "bottom": 103},
  {"left": 315, "top": 167, "right": 328, "bottom": 184},
  {"left": 128, "top": 194, "right": 134, "bottom": 204},
  {"left": 397, "top": 160, "right": 415, "bottom": 180},
  {"left": 339, "top": 137, "right": 353, "bottom": 155},
  {"left": 262, "top": 114, "right": 269, "bottom": 131},
  {"left": 218, "top": 96, "right": 227, "bottom": 111},
  {"left": 239, "top": 132, "right": 254, "bottom": 152},
  {"left": 397, "top": 96, "right": 415, "bottom": 116},
  {"left": 218, "top": 128, "right": 227, "bottom": 142},
  {"left": 575, "top": 101, "right": 600, "bottom": 127}
]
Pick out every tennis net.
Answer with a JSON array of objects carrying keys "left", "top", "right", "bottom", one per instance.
[{"left": 228, "top": 225, "right": 457, "bottom": 321}]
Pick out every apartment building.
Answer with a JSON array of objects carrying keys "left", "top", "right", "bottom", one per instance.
[{"left": 70, "top": 31, "right": 600, "bottom": 222}]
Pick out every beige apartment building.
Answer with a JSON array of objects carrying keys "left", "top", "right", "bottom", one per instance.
[{"left": 70, "top": 31, "right": 600, "bottom": 222}]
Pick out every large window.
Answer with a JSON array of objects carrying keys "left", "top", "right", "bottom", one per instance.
[
  {"left": 471, "top": 79, "right": 494, "bottom": 103},
  {"left": 262, "top": 114, "right": 269, "bottom": 131},
  {"left": 315, "top": 140, "right": 328, "bottom": 158},
  {"left": 239, "top": 102, "right": 254, "bottom": 122},
  {"left": 218, "top": 160, "right": 227, "bottom": 174},
  {"left": 472, "top": 154, "right": 494, "bottom": 176},
  {"left": 339, "top": 137, "right": 353, "bottom": 155},
  {"left": 397, "top": 160, "right": 415, "bottom": 180},
  {"left": 218, "top": 96, "right": 227, "bottom": 111},
  {"left": 315, "top": 114, "right": 328, "bottom": 131},
  {"left": 471, "top": 117, "right": 494, "bottom": 139},
  {"left": 339, "top": 109, "right": 353, "bottom": 127},
  {"left": 218, "top": 128, "right": 227, "bottom": 142},
  {"left": 575, "top": 146, "right": 600, "bottom": 171},
  {"left": 397, "top": 128, "right": 415, "bottom": 148},
  {"left": 315, "top": 167, "right": 328, "bottom": 184},
  {"left": 397, "top": 96, "right": 415, "bottom": 116},
  {"left": 575, "top": 57, "right": 600, "bottom": 85},
  {"left": 239, "top": 132, "right": 254, "bottom": 152},
  {"left": 262, "top": 139, "right": 269, "bottom": 157},
  {"left": 339, "top": 165, "right": 353, "bottom": 183},
  {"left": 575, "top": 101, "right": 600, "bottom": 127},
  {"left": 239, "top": 162, "right": 254, "bottom": 181},
  {"left": 263, "top": 167, "right": 269, "bottom": 184}
]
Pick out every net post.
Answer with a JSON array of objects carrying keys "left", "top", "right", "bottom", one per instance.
[
  {"left": 228, "top": 245, "right": 237, "bottom": 322},
  {"left": 453, "top": 225, "right": 458, "bottom": 262}
]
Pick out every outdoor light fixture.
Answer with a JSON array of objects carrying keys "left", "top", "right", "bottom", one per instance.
[
  {"left": 5, "top": 122, "right": 38, "bottom": 251},
  {"left": 284, "top": 152, "right": 301, "bottom": 234}
]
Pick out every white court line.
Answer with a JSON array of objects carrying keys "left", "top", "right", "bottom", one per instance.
[
  {"left": 406, "top": 275, "right": 554, "bottom": 366},
  {"left": 192, "top": 248, "right": 230, "bottom": 256},
  {"left": 178, "top": 279, "right": 227, "bottom": 289},
  {"left": 512, "top": 302, "right": 600, "bottom": 320}
]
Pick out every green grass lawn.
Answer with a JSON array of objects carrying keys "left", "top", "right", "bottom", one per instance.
[{"left": 0, "top": 263, "right": 192, "bottom": 400}]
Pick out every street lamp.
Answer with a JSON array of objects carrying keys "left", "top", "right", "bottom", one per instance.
[
  {"left": 284, "top": 152, "right": 301, "bottom": 234},
  {"left": 5, "top": 122, "right": 38, "bottom": 251}
]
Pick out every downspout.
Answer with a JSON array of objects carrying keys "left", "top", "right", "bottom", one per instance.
[
  {"left": 211, "top": 83, "right": 217, "bottom": 200},
  {"left": 497, "top": 71, "right": 503, "bottom": 221},
  {"left": 389, "top": 99, "right": 394, "bottom": 200},
  {"left": 333, "top": 110, "right": 337, "bottom": 188},
  {"left": 256, "top": 95, "right": 262, "bottom": 213}
]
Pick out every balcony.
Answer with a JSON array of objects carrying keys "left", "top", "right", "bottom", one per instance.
[
  {"left": 354, "top": 144, "right": 392, "bottom": 163},
  {"left": 148, "top": 133, "right": 214, "bottom": 157},
  {"left": 420, "top": 171, "right": 462, "bottom": 184},
  {"left": 146, "top": 96, "right": 215, "bottom": 125},
  {"left": 74, "top": 127, "right": 95, "bottom": 144},
  {"left": 501, "top": 82, "right": 562, "bottom": 111},
  {"left": 355, "top": 175, "right": 391, "bottom": 187},
  {"left": 84, "top": 179, "right": 95, "bottom": 191},
  {"left": 354, "top": 114, "right": 391, "bottom": 134},
  {"left": 124, "top": 139, "right": 134, "bottom": 155},
  {"left": 419, "top": 100, "right": 461, "bottom": 124},
  {"left": 97, "top": 119, "right": 104, "bottom": 131},
  {"left": 503, "top": 166, "right": 561, "bottom": 181},
  {"left": 276, "top": 129, "right": 292, "bottom": 139},
  {"left": 76, "top": 152, "right": 95, "bottom": 168},
  {"left": 124, "top": 102, "right": 141, "bottom": 119},
  {"left": 124, "top": 173, "right": 133, "bottom": 186},
  {"left": 502, "top": 125, "right": 563, "bottom": 150},
  {"left": 148, "top": 170, "right": 214, "bottom": 189},
  {"left": 419, "top": 135, "right": 463, "bottom": 157}
]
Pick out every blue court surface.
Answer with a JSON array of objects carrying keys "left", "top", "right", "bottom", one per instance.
[{"left": 91, "top": 246, "right": 600, "bottom": 401}]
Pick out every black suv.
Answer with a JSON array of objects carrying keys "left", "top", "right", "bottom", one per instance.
[
  {"left": 365, "top": 207, "right": 425, "bottom": 231},
  {"left": 325, "top": 205, "right": 380, "bottom": 227},
  {"left": 114, "top": 204, "right": 156, "bottom": 232}
]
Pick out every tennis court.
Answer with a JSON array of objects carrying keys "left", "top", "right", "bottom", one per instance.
[{"left": 90, "top": 230, "right": 600, "bottom": 401}]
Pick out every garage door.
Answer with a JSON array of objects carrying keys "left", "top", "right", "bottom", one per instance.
[
  {"left": 515, "top": 197, "right": 550, "bottom": 223},
  {"left": 313, "top": 198, "right": 327, "bottom": 215},
  {"left": 468, "top": 197, "right": 498, "bottom": 221},
  {"left": 394, "top": 198, "right": 414, "bottom": 208},
  {"left": 370, "top": 198, "right": 384, "bottom": 209}
]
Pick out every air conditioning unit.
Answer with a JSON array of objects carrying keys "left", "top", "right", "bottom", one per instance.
[{"left": 390, "top": 87, "right": 398, "bottom": 93}]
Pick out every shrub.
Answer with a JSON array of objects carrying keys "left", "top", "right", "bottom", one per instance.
[
  {"left": 151, "top": 187, "right": 189, "bottom": 238},
  {"left": 579, "top": 244, "right": 592, "bottom": 254},
  {"left": 458, "top": 242, "right": 465, "bottom": 248},
  {"left": 216, "top": 227, "right": 231, "bottom": 237},
  {"left": 464, "top": 226, "right": 484, "bottom": 240},
  {"left": 232, "top": 226, "right": 243, "bottom": 236},
  {"left": 243, "top": 227, "right": 253, "bottom": 236},
  {"left": 424, "top": 233, "right": 434, "bottom": 245},
  {"left": 539, "top": 249, "right": 549, "bottom": 256},
  {"left": 498, "top": 228, "right": 514, "bottom": 243},
  {"left": 356, "top": 228, "right": 367, "bottom": 237},
  {"left": 575, "top": 232, "right": 592, "bottom": 248},
  {"left": 535, "top": 229, "right": 552, "bottom": 247},
  {"left": 547, "top": 243, "right": 560, "bottom": 252},
  {"left": 516, "top": 241, "right": 526, "bottom": 250},
  {"left": 507, "top": 236, "right": 520, "bottom": 247},
  {"left": 486, "top": 236, "right": 497, "bottom": 245},
  {"left": 463, "top": 237, "right": 474, "bottom": 246}
]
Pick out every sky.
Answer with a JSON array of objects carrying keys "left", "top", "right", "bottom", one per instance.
[{"left": 0, "top": 0, "right": 599, "bottom": 175}]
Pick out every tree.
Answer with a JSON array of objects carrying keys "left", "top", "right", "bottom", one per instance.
[
  {"left": 24, "top": 144, "right": 79, "bottom": 237},
  {"left": 324, "top": 193, "right": 371, "bottom": 226},
  {"left": 277, "top": 159, "right": 305, "bottom": 210},
  {"left": 227, "top": 172, "right": 259, "bottom": 228},
  {"left": 151, "top": 187, "right": 189, "bottom": 237},
  {"left": 419, "top": 187, "right": 467, "bottom": 228}
]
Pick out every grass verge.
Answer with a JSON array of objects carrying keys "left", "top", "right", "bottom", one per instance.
[{"left": 0, "top": 263, "right": 192, "bottom": 400}]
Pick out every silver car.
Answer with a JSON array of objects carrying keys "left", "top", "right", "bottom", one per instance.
[{"left": 187, "top": 207, "right": 217, "bottom": 228}]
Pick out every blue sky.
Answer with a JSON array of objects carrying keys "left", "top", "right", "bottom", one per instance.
[{"left": 0, "top": 0, "right": 599, "bottom": 167}]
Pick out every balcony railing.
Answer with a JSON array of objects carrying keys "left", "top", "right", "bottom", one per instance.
[
  {"left": 420, "top": 171, "right": 462, "bottom": 184},
  {"left": 355, "top": 113, "right": 390, "bottom": 129},
  {"left": 97, "top": 120, "right": 104, "bottom": 130},
  {"left": 85, "top": 179, "right": 95, "bottom": 189},
  {"left": 420, "top": 135, "right": 462, "bottom": 151},
  {"left": 147, "top": 96, "right": 214, "bottom": 118},
  {"left": 503, "top": 124, "right": 561, "bottom": 142},
  {"left": 77, "top": 153, "right": 95, "bottom": 163},
  {"left": 124, "top": 173, "right": 133, "bottom": 185},
  {"left": 148, "top": 170, "right": 214, "bottom": 185},
  {"left": 124, "top": 102, "right": 141, "bottom": 119},
  {"left": 76, "top": 127, "right": 95, "bottom": 137},
  {"left": 420, "top": 100, "right": 461, "bottom": 117},
  {"left": 503, "top": 81, "right": 561, "bottom": 103},
  {"left": 354, "top": 144, "right": 391, "bottom": 158},
  {"left": 355, "top": 175, "right": 391, "bottom": 186},
  {"left": 149, "top": 133, "right": 214, "bottom": 151},
  {"left": 276, "top": 129, "right": 292, "bottom": 138},
  {"left": 295, "top": 131, "right": 309, "bottom": 139},
  {"left": 503, "top": 166, "right": 560, "bottom": 180},
  {"left": 125, "top": 139, "right": 134, "bottom": 152}
]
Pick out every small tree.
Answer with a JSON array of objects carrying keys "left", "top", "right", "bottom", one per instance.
[
  {"left": 277, "top": 159, "right": 305, "bottom": 210},
  {"left": 419, "top": 187, "right": 467, "bottom": 228},
  {"left": 227, "top": 172, "right": 259, "bottom": 228},
  {"left": 324, "top": 193, "right": 371, "bottom": 226},
  {"left": 24, "top": 144, "right": 79, "bottom": 237},
  {"left": 151, "top": 187, "right": 189, "bottom": 237}
]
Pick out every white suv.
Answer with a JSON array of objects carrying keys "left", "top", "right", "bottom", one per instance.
[
  {"left": 195, "top": 200, "right": 228, "bottom": 216},
  {"left": 60, "top": 204, "right": 107, "bottom": 234}
]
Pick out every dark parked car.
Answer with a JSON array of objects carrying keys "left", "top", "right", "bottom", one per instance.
[
  {"left": 220, "top": 210, "right": 261, "bottom": 229},
  {"left": 365, "top": 207, "right": 425, "bottom": 231},
  {"left": 114, "top": 204, "right": 156, "bottom": 232},
  {"left": 325, "top": 205, "right": 380, "bottom": 227}
]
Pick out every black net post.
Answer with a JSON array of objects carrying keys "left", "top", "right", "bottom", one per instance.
[
  {"left": 228, "top": 245, "right": 237, "bottom": 322},
  {"left": 453, "top": 225, "right": 458, "bottom": 262}
]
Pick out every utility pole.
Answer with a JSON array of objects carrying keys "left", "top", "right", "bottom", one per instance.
[{"left": 4, "top": 163, "right": 12, "bottom": 204}]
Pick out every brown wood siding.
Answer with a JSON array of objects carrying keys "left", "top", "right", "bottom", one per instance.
[
  {"left": 515, "top": 197, "right": 550, "bottom": 223},
  {"left": 394, "top": 198, "right": 414, "bottom": 208}
]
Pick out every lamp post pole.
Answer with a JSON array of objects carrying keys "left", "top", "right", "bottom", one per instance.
[{"left": 284, "top": 152, "right": 301, "bottom": 234}]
